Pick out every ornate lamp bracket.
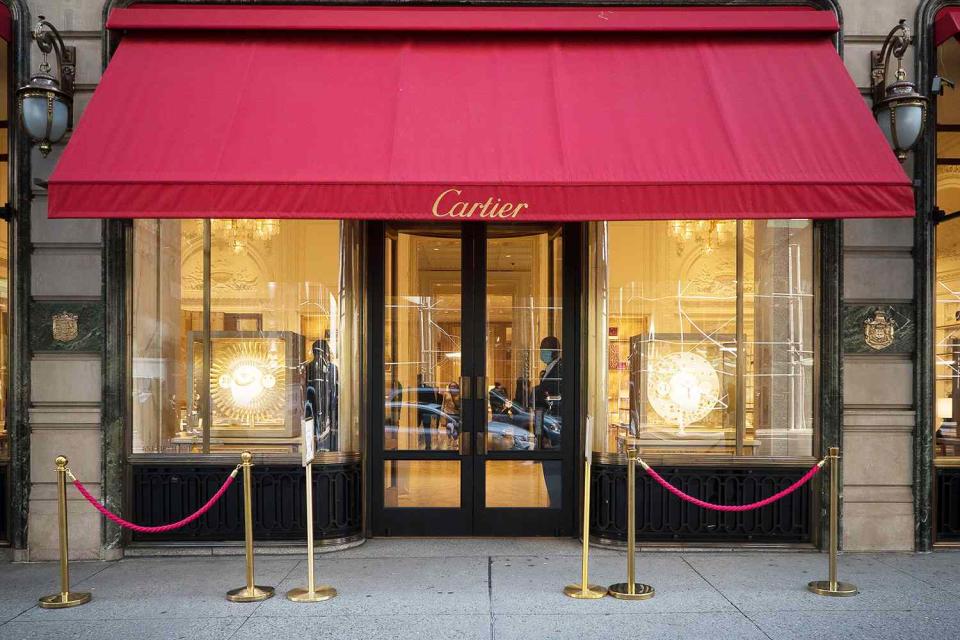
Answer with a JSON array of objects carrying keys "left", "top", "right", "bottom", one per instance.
[
  {"left": 870, "top": 19, "right": 929, "bottom": 162},
  {"left": 870, "top": 20, "right": 912, "bottom": 102},
  {"left": 33, "top": 17, "right": 76, "bottom": 124}
]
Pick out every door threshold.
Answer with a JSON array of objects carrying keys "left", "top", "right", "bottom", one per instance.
[
  {"left": 589, "top": 537, "right": 817, "bottom": 552},
  {"left": 124, "top": 535, "right": 364, "bottom": 558}
]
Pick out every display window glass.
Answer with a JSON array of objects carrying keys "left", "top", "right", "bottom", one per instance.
[
  {"left": 0, "top": 219, "right": 7, "bottom": 463},
  {"left": 935, "top": 218, "right": 960, "bottom": 461},
  {"left": 589, "top": 220, "right": 815, "bottom": 457},
  {"left": 938, "top": 37, "right": 960, "bottom": 216},
  {"left": 130, "top": 219, "right": 363, "bottom": 456},
  {"left": 935, "top": 35, "right": 960, "bottom": 464}
]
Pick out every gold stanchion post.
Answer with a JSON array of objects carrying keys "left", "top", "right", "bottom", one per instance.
[
  {"left": 286, "top": 461, "right": 337, "bottom": 602},
  {"left": 39, "top": 455, "right": 92, "bottom": 609},
  {"left": 563, "top": 418, "right": 606, "bottom": 599},
  {"left": 227, "top": 451, "right": 275, "bottom": 602},
  {"left": 608, "top": 437, "right": 654, "bottom": 601},
  {"left": 808, "top": 446, "right": 858, "bottom": 597}
]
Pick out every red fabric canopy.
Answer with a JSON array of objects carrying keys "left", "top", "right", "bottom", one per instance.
[
  {"left": 937, "top": 8, "right": 960, "bottom": 46},
  {"left": 0, "top": 5, "right": 10, "bottom": 43},
  {"left": 107, "top": 5, "right": 839, "bottom": 34},
  {"left": 48, "top": 6, "right": 912, "bottom": 221}
]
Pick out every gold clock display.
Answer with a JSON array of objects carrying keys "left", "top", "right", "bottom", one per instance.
[
  {"left": 210, "top": 340, "right": 285, "bottom": 424},
  {"left": 647, "top": 351, "right": 720, "bottom": 429}
]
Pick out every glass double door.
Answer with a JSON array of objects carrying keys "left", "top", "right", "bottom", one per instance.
[{"left": 374, "top": 223, "right": 573, "bottom": 536}]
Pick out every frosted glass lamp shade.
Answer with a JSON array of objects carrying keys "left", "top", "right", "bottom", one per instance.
[
  {"left": 21, "top": 94, "right": 68, "bottom": 142},
  {"left": 876, "top": 103, "right": 924, "bottom": 157},
  {"left": 873, "top": 79, "right": 927, "bottom": 162},
  {"left": 17, "top": 72, "right": 72, "bottom": 157}
]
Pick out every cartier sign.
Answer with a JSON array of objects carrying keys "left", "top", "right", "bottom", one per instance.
[{"left": 432, "top": 188, "right": 529, "bottom": 219}]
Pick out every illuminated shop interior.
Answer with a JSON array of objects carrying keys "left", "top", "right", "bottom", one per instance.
[
  {"left": 935, "top": 35, "right": 960, "bottom": 462},
  {"left": 382, "top": 226, "right": 563, "bottom": 509},
  {"left": 130, "top": 219, "right": 362, "bottom": 455},
  {"left": 590, "top": 220, "right": 815, "bottom": 458}
]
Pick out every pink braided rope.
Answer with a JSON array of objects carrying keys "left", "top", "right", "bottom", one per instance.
[
  {"left": 70, "top": 468, "right": 238, "bottom": 533},
  {"left": 641, "top": 459, "right": 824, "bottom": 512}
]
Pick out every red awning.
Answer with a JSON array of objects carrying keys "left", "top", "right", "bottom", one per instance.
[
  {"left": 106, "top": 5, "right": 840, "bottom": 34},
  {"left": 48, "top": 6, "right": 913, "bottom": 221},
  {"left": 0, "top": 5, "right": 10, "bottom": 43},
  {"left": 937, "top": 8, "right": 960, "bottom": 46}
]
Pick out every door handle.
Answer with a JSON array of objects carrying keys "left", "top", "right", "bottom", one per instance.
[
  {"left": 459, "top": 430, "right": 471, "bottom": 456},
  {"left": 460, "top": 376, "right": 472, "bottom": 400},
  {"left": 476, "top": 430, "right": 486, "bottom": 456}
]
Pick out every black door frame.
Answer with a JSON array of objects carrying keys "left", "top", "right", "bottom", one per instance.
[
  {"left": 915, "top": 0, "right": 960, "bottom": 550},
  {"left": 367, "top": 222, "right": 580, "bottom": 536}
]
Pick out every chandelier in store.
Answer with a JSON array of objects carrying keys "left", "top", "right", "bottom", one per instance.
[
  {"left": 211, "top": 219, "right": 280, "bottom": 253},
  {"left": 667, "top": 220, "right": 733, "bottom": 255}
]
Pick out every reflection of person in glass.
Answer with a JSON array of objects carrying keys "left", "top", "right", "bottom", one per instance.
[
  {"left": 416, "top": 374, "right": 439, "bottom": 450},
  {"left": 489, "top": 381, "right": 510, "bottom": 416},
  {"left": 305, "top": 339, "right": 338, "bottom": 452},
  {"left": 535, "top": 336, "right": 562, "bottom": 417},
  {"left": 385, "top": 364, "right": 402, "bottom": 426},
  {"left": 441, "top": 381, "right": 461, "bottom": 444},
  {"left": 534, "top": 336, "right": 562, "bottom": 507}
]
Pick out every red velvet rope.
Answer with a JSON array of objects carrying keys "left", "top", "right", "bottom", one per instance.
[
  {"left": 71, "top": 469, "right": 237, "bottom": 533},
  {"left": 641, "top": 459, "right": 824, "bottom": 512}
]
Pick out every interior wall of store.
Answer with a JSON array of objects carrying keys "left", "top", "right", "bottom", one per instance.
[{"left": 15, "top": 0, "right": 921, "bottom": 560}]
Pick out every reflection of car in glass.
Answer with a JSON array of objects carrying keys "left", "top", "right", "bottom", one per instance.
[
  {"left": 383, "top": 401, "right": 535, "bottom": 451},
  {"left": 486, "top": 418, "right": 536, "bottom": 451},
  {"left": 487, "top": 387, "right": 561, "bottom": 449},
  {"left": 385, "top": 387, "right": 442, "bottom": 409},
  {"left": 384, "top": 401, "right": 457, "bottom": 438}
]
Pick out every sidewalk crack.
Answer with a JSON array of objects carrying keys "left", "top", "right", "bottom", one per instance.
[
  {"left": 2, "top": 560, "right": 119, "bottom": 626},
  {"left": 680, "top": 555, "right": 773, "bottom": 640},
  {"left": 488, "top": 556, "right": 495, "bottom": 640},
  {"left": 872, "top": 555, "right": 944, "bottom": 591},
  {"left": 226, "top": 559, "right": 301, "bottom": 640}
]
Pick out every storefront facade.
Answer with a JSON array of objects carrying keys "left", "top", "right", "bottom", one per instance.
[{"left": 3, "top": 0, "right": 948, "bottom": 561}]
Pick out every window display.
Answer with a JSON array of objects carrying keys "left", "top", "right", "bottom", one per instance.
[
  {"left": 935, "top": 218, "right": 960, "bottom": 460},
  {"left": 0, "top": 219, "right": 7, "bottom": 462},
  {"left": 131, "top": 219, "right": 362, "bottom": 456},
  {"left": 935, "top": 37, "right": 960, "bottom": 464},
  {"left": 590, "top": 220, "right": 815, "bottom": 457}
]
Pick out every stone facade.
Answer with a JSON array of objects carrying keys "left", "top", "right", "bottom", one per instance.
[
  {"left": 839, "top": 0, "right": 922, "bottom": 552},
  {"left": 12, "top": 0, "right": 930, "bottom": 559}
]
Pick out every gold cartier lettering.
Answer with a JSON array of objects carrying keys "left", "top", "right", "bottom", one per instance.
[
  {"left": 432, "top": 188, "right": 462, "bottom": 217},
  {"left": 449, "top": 201, "right": 469, "bottom": 217},
  {"left": 432, "top": 189, "right": 528, "bottom": 219}
]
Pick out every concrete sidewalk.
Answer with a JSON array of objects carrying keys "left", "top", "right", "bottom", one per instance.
[{"left": 0, "top": 539, "right": 958, "bottom": 640}]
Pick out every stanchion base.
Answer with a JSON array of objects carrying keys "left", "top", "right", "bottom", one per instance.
[
  {"left": 286, "top": 586, "right": 337, "bottom": 602},
  {"left": 607, "top": 582, "right": 655, "bottom": 601},
  {"left": 226, "top": 585, "right": 275, "bottom": 602},
  {"left": 807, "top": 580, "right": 858, "bottom": 597},
  {"left": 39, "top": 591, "right": 92, "bottom": 609},
  {"left": 563, "top": 584, "right": 608, "bottom": 599}
]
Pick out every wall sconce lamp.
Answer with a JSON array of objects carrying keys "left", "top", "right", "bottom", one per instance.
[
  {"left": 871, "top": 20, "right": 928, "bottom": 162},
  {"left": 16, "top": 16, "right": 75, "bottom": 157}
]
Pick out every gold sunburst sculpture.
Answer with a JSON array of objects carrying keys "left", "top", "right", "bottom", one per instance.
[
  {"left": 647, "top": 351, "right": 720, "bottom": 431},
  {"left": 210, "top": 341, "right": 285, "bottom": 424}
]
